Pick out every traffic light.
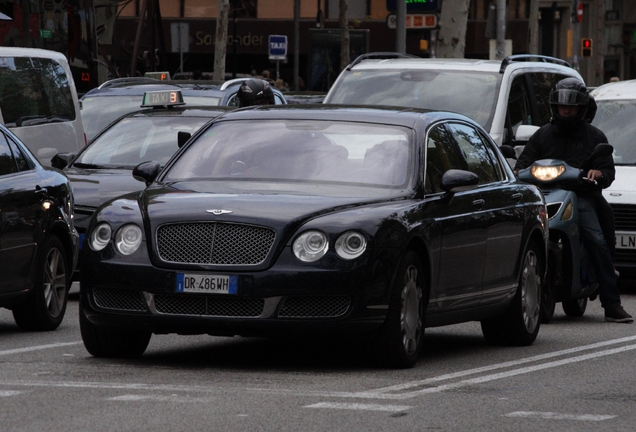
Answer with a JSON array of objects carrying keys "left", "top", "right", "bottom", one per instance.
[{"left": 580, "top": 38, "right": 593, "bottom": 57}]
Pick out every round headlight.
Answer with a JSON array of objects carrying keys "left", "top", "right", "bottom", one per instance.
[
  {"left": 293, "top": 230, "right": 329, "bottom": 262},
  {"left": 335, "top": 231, "right": 367, "bottom": 259},
  {"left": 115, "top": 224, "right": 143, "bottom": 255},
  {"left": 89, "top": 223, "right": 111, "bottom": 251}
]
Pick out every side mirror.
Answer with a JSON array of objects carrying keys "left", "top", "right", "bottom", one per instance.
[
  {"left": 591, "top": 143, "right": 613, "bottom": 158},
  {"left": 499, "top": 145, "right": 517, "bottom": 160},
  {"left": 51, "top": 153, "right": 76, "bottom": 170},
  {"left": 132, "top": 161, "right": 161, "bottom": 186},
  {"left": 440, "top": 169, "right": 479, "bottom": 193},
  {"left": 514, "top": 125, "right": 540, "bottom": 143},
  {"left": 177, "top": 131, "right": 191, "bottom": 148}
]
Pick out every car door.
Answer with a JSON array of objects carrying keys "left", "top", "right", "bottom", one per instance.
[
  {"left": 424, "top": 123, "right": 487, "bottom": 311},
  {"left": 0, "top": 131, "right": 44, "bottom": 293},
  {"left": 445, "top": 122, "right": 525, "bottom": 302}
]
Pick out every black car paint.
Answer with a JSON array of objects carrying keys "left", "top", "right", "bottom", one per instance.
[
  {"left": 0, "top": 127, "right": 78, "bottom": 309},
  {"left": 80, "top": 106, "right": 547, "bottom": 337}
]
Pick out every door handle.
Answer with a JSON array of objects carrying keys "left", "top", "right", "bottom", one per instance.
[{"left": 472, "top": 199, "right": 485, "bottom": 209}]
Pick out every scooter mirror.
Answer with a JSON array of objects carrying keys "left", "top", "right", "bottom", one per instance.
[{"left": 591, "top": 143, "right": 613, "bottom": 158}]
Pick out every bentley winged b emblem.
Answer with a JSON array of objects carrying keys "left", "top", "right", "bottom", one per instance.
[{"left": 206, "top": 209, "right": 233, "bottom": 215}]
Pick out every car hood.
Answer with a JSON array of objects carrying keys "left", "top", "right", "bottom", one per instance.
[
  {"left": 67, "top": 168, "right": 144, "bottom": 208},
  {"left": 139, "top": 182, "right": 405, "bottom": 240},
  {"left": 603, "top": 166, "right": 636, "bottom": 204}
]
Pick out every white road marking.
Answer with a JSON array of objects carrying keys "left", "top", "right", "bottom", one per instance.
[
  {"left": 504, "top": 411, "right": 616, "bottom": 421},
  {"left": 0, "top": 390, "right": 25, "bottom": 397},
  {"left": 305, "top": 402, "right": 411, "bottom": 412},
  {"left": 0, "top": 342, "right": 82, "bottom": 356},
  {"left": 107, "top": 394, "right": 216, "bottom": 403}
]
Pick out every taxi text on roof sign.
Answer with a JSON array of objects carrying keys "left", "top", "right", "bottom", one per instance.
[{"left": 141, "top": 90, "right": 186, "bottom": 108}]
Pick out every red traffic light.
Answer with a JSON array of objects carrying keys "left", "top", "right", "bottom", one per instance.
[{"left": 580, "top": 38, "right": 593, "bottom": 57}]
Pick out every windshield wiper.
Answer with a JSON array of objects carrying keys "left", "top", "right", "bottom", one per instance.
[{"left": 73, "top": 162, "right": 108, "bottom": 169}]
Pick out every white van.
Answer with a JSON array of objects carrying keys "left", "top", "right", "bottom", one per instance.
[{"left": 0, "top": 47, "right": 85, "bottom": 165}]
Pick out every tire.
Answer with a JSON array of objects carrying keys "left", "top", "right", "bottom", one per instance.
[
  {"left": 562, "top": 297, "right": 587, "bottom": 317},
  {"left": 80, "top": 306, "right": 151, "bottom": 358},
  {"left": 12, "top": 236, "right": 69, "bottom": 331},
  {"left": 378, "top": 250, "right": 427, "bottom": 369},
  {"left": 481, "top": 240, "right": 542, "bottom": 346}
]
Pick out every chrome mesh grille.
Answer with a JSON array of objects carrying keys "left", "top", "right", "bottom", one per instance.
[
  {"left": 278, "top": 296, "right": 351, "bottom": 318},
  {"left": 93, "top": 287, "right": 146, "bottom": 312},
  {"left": 156, "top": 222, "right": 275, "bottom": 265},
  {"left": 154, "top": 294, "right": 264, "bottom": 317}
]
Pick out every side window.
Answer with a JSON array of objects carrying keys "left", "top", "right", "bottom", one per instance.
[
  {"left": 531, "top": 72, "right": 569, "bottom": 127},
  {"left": 5, "top": 135, "right": 31, "bottom": 171},
  {"left": 506, "top": 74, "right": 532, "bottom": 140},
  {"left": 446, "top": 123, "right": 500, "bottom": 185},
  {"left": 0, "top": 56, "right": 75, "bottom": 127},
  {"left": 425, "top": 124, "right": 469, "bottom": 194},
  {"left": 0, "top": 133, "right": 17, "bottom": 176},
  {"left": 275, "top": 94, "right": 284, "bottom": 105}
]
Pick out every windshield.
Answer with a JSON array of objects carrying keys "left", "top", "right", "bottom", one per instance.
[
  {"left": 183, "top": 95, "right": 221, "bottom": 106},
  {"left": 327, "top": 70, "right": 501, "bottom": 130},
  {"left": 74, "top": 116, "right": 210, "bottom": 169},
  {"left": 592, "top": 100, "right": 636, "bottom": 165},
  {"left": 81, "top": 95, "right": 148, "bottom": 142},
  {"left": 164, "top": 120, "right": 413, "bottom": 189}
]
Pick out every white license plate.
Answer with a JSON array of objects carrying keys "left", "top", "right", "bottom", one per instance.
[
  {"left": 615, "top": 232, "right": 636, "bottom": 250},
  {"left": 176, "top": 273, "right": 238, "bottom": 294}
]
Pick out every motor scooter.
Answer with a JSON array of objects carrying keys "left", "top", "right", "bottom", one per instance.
[{"left": 512, "top": 143, "right": 614, "bottom": 323}]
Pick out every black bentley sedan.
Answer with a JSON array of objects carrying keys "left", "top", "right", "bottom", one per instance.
[
  {"left": 0, "top": 124, "right": 78, "bottom": 331},
  {"left": 79, "top": 105, "right": 548, "bottom": 368}
]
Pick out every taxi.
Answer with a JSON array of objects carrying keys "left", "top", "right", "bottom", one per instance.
[{"left": 53, "top": 89, "right": 232, "bottom": 279}]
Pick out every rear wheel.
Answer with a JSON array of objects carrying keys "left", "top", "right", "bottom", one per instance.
[
  {"left": 562, "top": 297, "right": 587, "bottom": 317},
  {"left": 481, "top": 240, "right": 542, "bottom": 346},
  {"left": 378, "top": 250, "right": 427, "bottom": 369},
  {"left": 12, "top": 236, "right": 69, "bottom": 331},
  {"left": 80, "top": 306, "right": 151, "bottom": 358}
]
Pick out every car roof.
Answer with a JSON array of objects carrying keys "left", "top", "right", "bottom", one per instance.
[
  {"left": 209, "top": 104, "right": 477, "bottom": 129},
  {"left": 345, "top": 54, "right": 576, "bottom": 76},
  {"left": 126, "top": 106, "right": 233, "bottom": 118},
  {"left": 590, "top": 80, "right": 636, "bottom": 101}
]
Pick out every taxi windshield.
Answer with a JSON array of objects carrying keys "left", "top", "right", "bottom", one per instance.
[
  {"left": 592, "top": 100, "right": 636, "bottom": 166},
  {"left": 81, "top": 95, "right": 150, "bottom": 142},
  {"left": 164, "top": 120, "right": 413, "bottom": 188},
  {"left": 328, "top": 70, "right": 501, "bottom": 130},
  {"left": 74, "top": 116, "right": 210, "bottom": 169}
]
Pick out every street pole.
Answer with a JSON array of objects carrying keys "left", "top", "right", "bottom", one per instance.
[
  {"left": 396, "top": 0, "right": 406, "bottom": 53},
  {"left": 294, "top": 0, "right": 300, "bottom": 91},
  {"left": 496, "top": 0, "right": 505, "bottom": 60},
  {"left": 572, "top": 0, "right": 579, "bottom": 72}
]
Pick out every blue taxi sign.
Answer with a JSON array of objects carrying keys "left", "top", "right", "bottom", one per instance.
[{"left": 141, "top": 90, "right": 185, "bottom": 108}]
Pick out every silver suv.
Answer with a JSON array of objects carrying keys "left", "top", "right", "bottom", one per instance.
[{"left": 324, "top": 53, "right": 583, "bottom": 149}]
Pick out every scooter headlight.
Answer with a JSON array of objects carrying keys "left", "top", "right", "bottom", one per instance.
[{"left": 531, "top": 164, "right": 565, "bottom": 181}]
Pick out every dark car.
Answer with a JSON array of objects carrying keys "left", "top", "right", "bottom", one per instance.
[
  {"left": 81, "top": 78, "right": 287, "bottom": 141},
  {"left": 0, "top": 124, "right": 78, "bottom": 331},
  {"left": 79, "top": 105, "right": 548, "bottom": 368},
  {"left": 53, "top": 90, "right": 233, "bottom": 279}
]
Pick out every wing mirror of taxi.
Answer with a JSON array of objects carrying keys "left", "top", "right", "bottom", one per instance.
[
  {"left": 51, "top": 153, "right": 75, "bottom": 170},
  {"left": 499, "top": 145, "right": 517, "bottom": 160},
  {"left": 177, "top": 131, "right": 191, "bottom": 148},
  {"left": 440, "top": 169, "right": 479, "bottom": 194},
  {"left": 514, "top": 125, "right": 540, "bottom": 143},
  {"left": 133, "top": 161, "right": 161, "bottom": 186}
]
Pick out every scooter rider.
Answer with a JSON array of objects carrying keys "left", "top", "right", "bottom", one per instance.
[
  {"left": 236, "top": 79, "right": 275, "bottom": 107},
  {"left": 514, "top": 77, "right": 633, "bottom": 323}
]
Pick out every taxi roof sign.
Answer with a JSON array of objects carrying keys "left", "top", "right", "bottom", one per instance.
[
  {"left": 141, "top": 90, "right": 185, "bottom": 108},
  {"left": 144, "top": 71, "right": 171, "bottom": 80}
]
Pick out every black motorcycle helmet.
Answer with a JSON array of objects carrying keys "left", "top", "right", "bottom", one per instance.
[
  {"left": 237, "top": 79, "right": 275, "bottom": 107},
  {"left": 584, "top": 94, "right": 597, "bottom": 123},
  {"left": 549, "top": 77, "right": 589, "bottom": 126}
]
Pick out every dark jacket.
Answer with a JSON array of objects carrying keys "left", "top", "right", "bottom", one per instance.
[{"left": 514, "top": 120, "right": 615, "bottom": 193}]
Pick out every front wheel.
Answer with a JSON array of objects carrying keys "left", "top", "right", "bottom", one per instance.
[
  {"left": 377, "top": 250, "right": 427, "bottom": 369},
  {"left": 562, "top": 297, "right": 587, "bottom": 317},
  {"left": 481, "top": 240, "right": 542, "bottom": 346},
  {"left": 12, "top": 236, "right": 69, "bottom": 331},
  {"left": 80, "top": 306, "right": 151, "bottom": 358}
]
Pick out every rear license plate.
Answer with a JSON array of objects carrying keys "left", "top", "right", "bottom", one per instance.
[
  {"left": 176, "top": 273, "right": 238, "bottom": 294},
  {"left": 615, "top": 232, "right": 636, "bottom": 250}
]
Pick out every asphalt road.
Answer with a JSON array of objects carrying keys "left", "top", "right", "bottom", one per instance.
[{"left": 2, "top": 281, "right": 636, "bottom": 432}]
